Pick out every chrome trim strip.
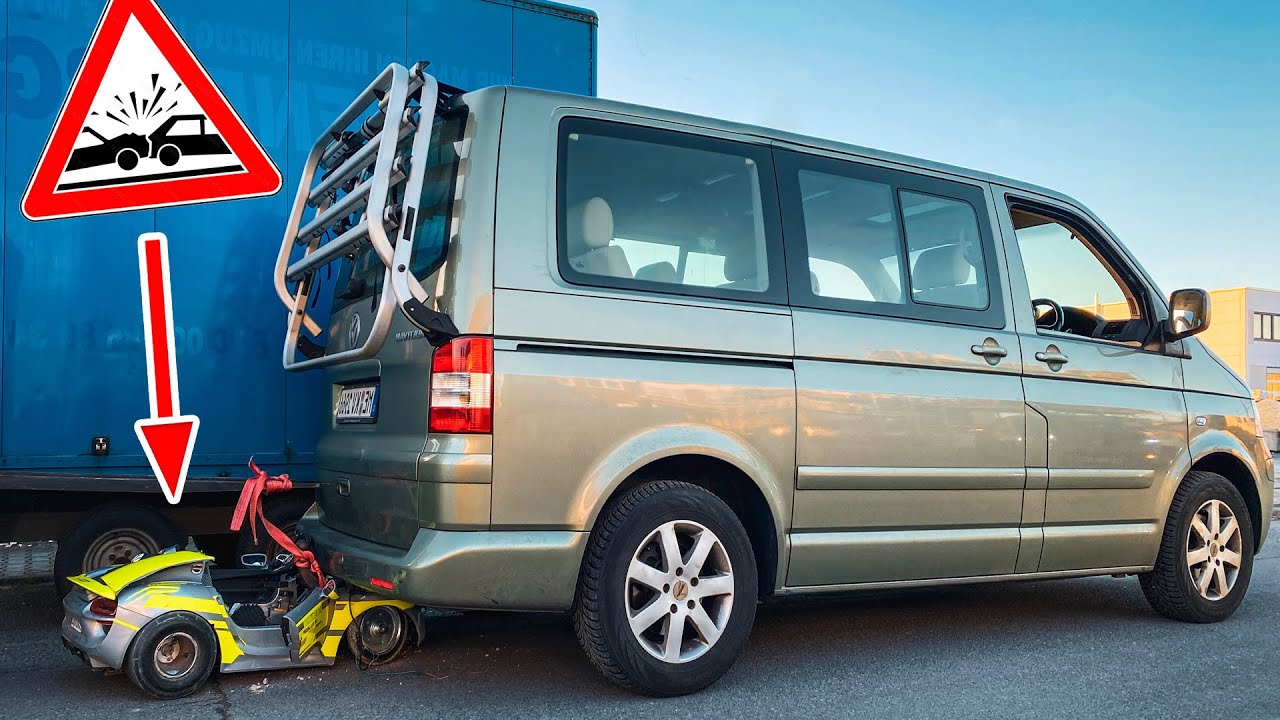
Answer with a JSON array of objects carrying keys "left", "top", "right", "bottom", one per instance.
[
  {"left": 776, "top": 565, "right": 1151, "bottom": 595},
  {"left": 797, "top": 466, "right": 1026, "bottom": 491}
]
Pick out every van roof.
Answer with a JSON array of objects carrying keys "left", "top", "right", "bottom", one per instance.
[{"left": 498, "top": 85, "right": 1087, "bottom": 211}]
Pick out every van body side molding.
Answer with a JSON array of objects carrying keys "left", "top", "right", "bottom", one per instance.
[
  {"left": 796, "top": 466, "right": 1027, "bottom": 491},
  {"left": 1047, "top": 468, "right": 1156, "bottom": 489}
]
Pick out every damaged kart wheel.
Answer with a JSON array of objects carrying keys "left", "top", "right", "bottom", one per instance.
[
  {"left": 346, "top": 606, "right": 409, "bottom": 667},
  {"left": 124, "top": 611, "right": 217, "bottom": 699}
]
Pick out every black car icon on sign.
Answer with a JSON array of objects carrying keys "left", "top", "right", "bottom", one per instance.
[
  {"left": 65, "top": 113, "right": 231, "bottom": 172},
  {"left": 65, "top": 128, "right": 150, "bottom": 171},
  {"left": 147, "top": 114, "right": 231, "bottom": 167}
]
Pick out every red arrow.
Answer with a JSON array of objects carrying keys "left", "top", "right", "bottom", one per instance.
[{"left": 133, "top": 232, "right": 200, "bottom": 505}]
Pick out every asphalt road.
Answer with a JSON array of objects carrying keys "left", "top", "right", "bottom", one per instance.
[{"left": 2, "top": 533, "right": 1278, "bottom": 720}]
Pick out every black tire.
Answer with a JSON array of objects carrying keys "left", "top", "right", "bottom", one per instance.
[
  {"left": 1140, "top": 470, "right": 1255, "bottom": 623},
  {"left": 115, "top": 148, "right": 139, "bottom": 171},
  {"left": 235, "top": 494, "right": 314, "bottom": 566},
  {"left": 157, "top": 144, "right": 181, "bottom": 167},
  {"left": 54, "top": 504, "right": 181, "bottom": 597},
  {"left": 574, "top": 481, "right": 757, "bottom": 696},
  {"left": 345, "top": 605, "right": 410, "bottom": 667},
  {"left": 124, "top": 611, "right": 218, "bottom": 699}
]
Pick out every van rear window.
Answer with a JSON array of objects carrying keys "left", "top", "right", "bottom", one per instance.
[
  {"left": 331, "top": 107, "right": 468, "bottom": 312},
  {"left": 556, "top": 118, "right": 785, "bottom": 304}
]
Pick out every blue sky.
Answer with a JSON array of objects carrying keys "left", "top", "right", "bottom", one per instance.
[{"left": 590, "top": 0, "right": 1279, "bottom": 294}]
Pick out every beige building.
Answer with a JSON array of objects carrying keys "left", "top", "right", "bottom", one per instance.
[
  {"left": 1094, "top": 286, "right": 1280, "bottom": 399},
  {"left": 1198, "top": 287, "right": 1280, "bottom": 399}
]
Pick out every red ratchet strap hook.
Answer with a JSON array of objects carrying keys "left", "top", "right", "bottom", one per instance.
[{"left": 230, "top": 460, "right": 327, "bottom": 588}]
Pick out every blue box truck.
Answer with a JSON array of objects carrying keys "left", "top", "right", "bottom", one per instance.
[{"left": 0, "top": 0, "right": 597, "bottom": 591}]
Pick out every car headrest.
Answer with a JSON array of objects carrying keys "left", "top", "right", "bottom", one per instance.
[
  {"left": 567, "top": 197, "right": 614, "bottom": 255},
  {"left": 723, "top": 248, "right": 757, "bottom": 282},
  {"left": 912, "top": 244, "right": 971, "bottom": 291},
  {"left": 635, "top": 261, "right": 677, "bottom": 283}
]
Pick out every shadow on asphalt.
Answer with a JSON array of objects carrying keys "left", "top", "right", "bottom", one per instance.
[{"left": 3, "top": 555, "right": 1270, "bottom": 715}]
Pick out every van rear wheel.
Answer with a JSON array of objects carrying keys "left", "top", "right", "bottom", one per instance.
[
  {"left": 1139, "top": 470, "right": 1255, "bottom": 623},
  {"left": 574, "top": 481, "right": 757, "bottom": 696}
]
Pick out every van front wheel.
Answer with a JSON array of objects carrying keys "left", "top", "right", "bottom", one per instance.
[
  {"left": 574, "top": 481, "right": 757, "bottom": 696},
  {"left": 1140, "top": 470, "right": 1255, "bottom": 623}
]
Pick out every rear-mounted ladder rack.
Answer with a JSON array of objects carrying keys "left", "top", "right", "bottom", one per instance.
[{"left": 273, "top": 62, "right": 463, "bottom": 371}]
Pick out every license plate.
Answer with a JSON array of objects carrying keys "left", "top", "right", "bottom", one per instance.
[
  {"left": 335, "top": 384, "right": 379, "bottom": 423},
  {"left": 68, "top": 616, "right": 82, "bottom": 634}
]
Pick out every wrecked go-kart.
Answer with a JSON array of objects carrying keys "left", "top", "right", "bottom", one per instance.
[{"left": 59, "top": 463, "right": 421, "bottom": 699}]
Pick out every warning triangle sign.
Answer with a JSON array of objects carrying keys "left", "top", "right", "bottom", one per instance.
[{"left": 21, "top": 0, "right": 281, "bottom": 221}]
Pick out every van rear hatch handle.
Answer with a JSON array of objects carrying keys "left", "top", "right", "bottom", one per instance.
[{"left": 401, "top": 298, "right": 459, "bottom": 346}]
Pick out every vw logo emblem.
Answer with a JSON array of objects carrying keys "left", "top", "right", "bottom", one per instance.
[{"left": 348, "top": 313, "right": 361, "bottom": 347}]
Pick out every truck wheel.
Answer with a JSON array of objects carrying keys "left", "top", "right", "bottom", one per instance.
[
  {"left": 157, "top": 144, "right": 181, "bottom": 167},
  {"left": 235, "top": 494, "right": 314, "bottom": 565},
  {"left": 1140, "top": 470, "right": 1255, "bottom": 623},
  {"left": 54, "top": 504, "right": 181, "bottom": 597},
  {"left": 124, "top": 611, "right": 218, "bottom": 699},
  {"left": 574, "top": 481, "right": 757, "bottom": 696},
  {"left": 346, "top": 605, "right": 409, "bottom": 667}
]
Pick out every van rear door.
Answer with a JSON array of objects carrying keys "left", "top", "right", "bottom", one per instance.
[{"left": 314, "top": 106, "right": 472, "bottom": 549}]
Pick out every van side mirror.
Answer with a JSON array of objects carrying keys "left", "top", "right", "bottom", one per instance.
[{"left": 1165, "top": 288, "right": 1210, "bottom": 341}]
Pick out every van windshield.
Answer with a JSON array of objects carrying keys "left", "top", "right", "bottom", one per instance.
[{"left": 331, "top": 106, "right": 468, "bottom": 312}]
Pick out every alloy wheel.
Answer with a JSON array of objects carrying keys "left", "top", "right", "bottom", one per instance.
[
  {"left": 1186, "top": 498, "right": 1243, "bottom": 601},
  {"left": 624, "top": 520, "right": 734, "bottom": 664}
]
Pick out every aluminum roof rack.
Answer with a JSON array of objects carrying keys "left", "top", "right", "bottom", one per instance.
[{"left": 273, "top": 62, "right": 452, "bottom": 370}]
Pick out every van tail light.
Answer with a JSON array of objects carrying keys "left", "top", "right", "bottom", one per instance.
[
  {"left": 88, "top": 597, "right": 117, "bottom": 627},
  {"left": 429, "top": 336, "right": 493, "bottom": 434}
]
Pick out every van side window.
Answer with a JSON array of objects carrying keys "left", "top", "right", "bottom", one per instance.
[
  {"left": 778, "top": 150, "right": 1005, "bottom": 328},
  {"left": 1009, "top": 204, "right": 1153, "bottom": 345},
  {"left": 902, "top": 191, "right": 989, "bottom": 311},
  {"left": 798, "top": 170, "right": 905, "bottom": 305},
  {"left": 557, "top": 118, "right": 784, "bottom": 303}
]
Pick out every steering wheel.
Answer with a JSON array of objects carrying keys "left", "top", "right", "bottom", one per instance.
[{"left": 1032, "top": 298, "right": 1064, "bottom": 332}]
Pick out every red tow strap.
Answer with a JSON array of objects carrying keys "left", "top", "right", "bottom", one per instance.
[{"left": 230, "top": 460, "right": 326, "bottom": 587}]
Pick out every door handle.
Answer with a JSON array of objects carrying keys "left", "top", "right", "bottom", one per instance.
[
  {"left": 970, "top": 343, "right": 1008, "bottom": 359},
  {"left": 1034, "top": 349, "right": 1070, "bottom": 365},
  {"left": 336, "top": 478, "right": 351, "bottom": 496}
]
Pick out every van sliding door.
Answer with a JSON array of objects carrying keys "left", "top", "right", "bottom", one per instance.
[{"left": 779, "top": 148, "right": 1029, "bottom": 587}]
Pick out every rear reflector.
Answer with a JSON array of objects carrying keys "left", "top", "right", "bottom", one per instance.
[
  {"left": 429, "top": 336, "right": 493, "bottom": 434},
  {"left": 370, "top": 577, "right": 394, "bottom": 590}
]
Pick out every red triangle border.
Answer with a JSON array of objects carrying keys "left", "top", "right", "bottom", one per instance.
[{"left": 21, "top": 0, "right": 281, "bottom": 221}]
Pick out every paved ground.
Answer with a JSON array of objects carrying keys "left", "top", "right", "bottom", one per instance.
[{"left": 2, "top": 532, "right": 1278, "bottom": 720}]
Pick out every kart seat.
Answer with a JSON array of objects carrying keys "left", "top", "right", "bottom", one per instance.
[{"left": 211, "top": 566, "right": 286, "bottom": 607}]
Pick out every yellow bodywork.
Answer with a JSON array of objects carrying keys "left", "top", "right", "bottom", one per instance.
[
  {"left": 68, "top": 551, "right": 412, "bottom": 670},
  {"left": 320, "top": 598, "right": 415, "bottom": 657},
  {"left": 130, "top": 581, "right": 409, "bottom": 666},
  {"left": 129, "top": 582, "right": 244, "bottom": 664},
  {"left": 66, "top": 551, "right": 214, "bottom": 601}
]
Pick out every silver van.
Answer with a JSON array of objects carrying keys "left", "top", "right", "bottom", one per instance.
[{"left": 277, "top": 64, "right": 1273, "bottom": 696}]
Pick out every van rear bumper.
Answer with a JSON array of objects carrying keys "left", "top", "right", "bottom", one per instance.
[{"left": 299, "top": 508, "right": 588, "bottom": 611}]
